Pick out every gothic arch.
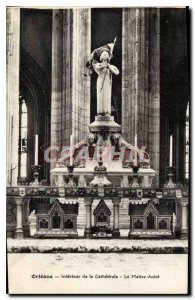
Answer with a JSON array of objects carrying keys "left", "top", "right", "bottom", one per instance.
[{"left": 19, "top": 49, "right": 51, "bottom": 182}]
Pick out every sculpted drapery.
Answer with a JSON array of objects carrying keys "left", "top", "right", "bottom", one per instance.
[{"left": 86, "top": 39, "right": 119, "bottom": 115}]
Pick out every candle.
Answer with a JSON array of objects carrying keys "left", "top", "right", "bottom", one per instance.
[
  {"left": 169, "top": 135, "right": 173, "bottom": 167},
  {"left": 35, "top": 134, "right": 38, "bottom": 165},
  {"left": 70, "top": 134, "right": 74, "bottom": 166},
  {"left": 134, "top": 134, "right": 138, "bottom": 166},
  {"left": 134, "top": 134, "right": 137, "bottom": 147}
]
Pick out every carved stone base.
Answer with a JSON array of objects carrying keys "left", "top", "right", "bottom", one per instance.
[
  {"left": 112, "top": 229, "right": 120, "bottom": 238},
  {"left": 15, "top": 229, "right": 24, "bottom": 239},
  {"left": 84, "top": 228, "right": 93, "bottom": 239},
  {"left": 89, "top": 114, "right": 121, "bottom": 132}
]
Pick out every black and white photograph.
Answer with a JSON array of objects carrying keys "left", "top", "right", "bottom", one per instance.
[{"left": 6, "top": 6, "right": 190, "bottom": 294}]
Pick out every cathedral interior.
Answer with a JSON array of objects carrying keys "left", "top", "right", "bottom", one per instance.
[{"left": 6, "top": 7, "right": 189, "bottom": 239}]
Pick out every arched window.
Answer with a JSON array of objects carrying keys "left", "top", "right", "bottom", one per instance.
[
  {"left": 134, "top": 219, "right": 143, "bottom": 229},
  {"left": 40, "top": 218, "right": 49, "bottom": 229},
  {"left": 52, "top": 211, "right": 61, "bottom": 229},
  {"left": 19, "top": 96, "right": 28, "bottom": 180},
  {"left": 159, "top": 219, "right": 167, "bottom": 230},
  {"left": 185, "top": 103, "right": 189, "bottom": 181},
  {"left": 147, "top": 213, "right": 155, "bottom": 230}
]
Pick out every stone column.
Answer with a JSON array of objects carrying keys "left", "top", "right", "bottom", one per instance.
[
  {"left": 15, "top": 197, "right": 24, "bottom": 239},
  {"left": 122, "top": 8, "right": 160, "bottom": 182},
  {"left": 122, "top": 8, "right": 147, "bottom": 145},
  {"left": 51, "top": 9, "right": 91, "bottom": 171},
  {"left": 77, "top": 198, "right": 86, "bottom": 237},
  {"left": 177, "top": 198, "right": 188, "bottom": 240},
  {"left": 72, "top": 9, "right": 91, "bottom": 143},
  {"left": 112, "top": 198, "right": 121, "bottom": 238},
  {"left": 51, "top": 9, "right": 73, "bottom": 169},
  {"left": 29, "top": 211, "right": 36, "bottom": 237},
  {"left": 84, "top": 198, "right": 93, "bottom": 238},
  {"left": 148, "top": 8, "right": 160, "bottom": 180},
  {"left": 6, "top": 8, "right": 20, "bottom": 186}
]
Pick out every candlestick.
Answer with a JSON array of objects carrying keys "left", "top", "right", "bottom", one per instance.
[
  {"left": 66, "top": 165, "right": 76, "bottom": 187},
  {"left": 35, "top": 134, "right": 38, "bottom": 165},
  {"left": 164, "top": 166, "right": 176, "bottom": 188},
  {"left": 169, "top": 135, "right": 173, "bottom": 167},
  {"left": 131, "top": 166, "right": 140, "bottom": 188},
  {"left": 99, "top": 146, "right": 103, "bottom": 162},
  {"left": 30, "top": 165, "right": 41, "bottom": 186}
]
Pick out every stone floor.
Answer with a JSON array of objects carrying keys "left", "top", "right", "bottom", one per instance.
[{"left": 7, "top": 238, "right": 188, "bottom": 252}]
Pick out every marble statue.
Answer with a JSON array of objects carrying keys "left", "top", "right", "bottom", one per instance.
[
  {"left": 86, "top": 38, "right": 119, "bottom": 115},
  {"left": 93, "top": 50, "right": 119, "bottom": 114}
]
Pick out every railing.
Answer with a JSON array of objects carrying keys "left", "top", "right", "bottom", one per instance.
[{"left": 6, "top": 186, "right": 189, "bottom": 199}]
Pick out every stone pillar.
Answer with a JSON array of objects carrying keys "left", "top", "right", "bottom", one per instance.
[
  {"left": 122, "top": 8, "right": 146, "bottom": 145},
  {"left": 72, "top": 9, "right": 91, "bottom": 143},
  {"left": 84, "top": 198, "right": 93, "bottom": 238},
  {"left": 77, "top": 198, "right": 86, "bottom": 237},
  {"left": 148, "top": 8, "right": 160, "bottom": 180},
  {"left": 6, "top": 8, "right": 20, "bottom": 186},
  {"left": 122, "top": 8, "right": 160, "bottom": 182},
  {"left": 51, "top": 9, "right": 91, "bottom": 171},
  {"left": 29, "top": 210, "right": 36, "bottom": 237},
  {"left": 15, "top": 197, "right": 24, "bottom": 239},
  {"left": 51, "top": 9, "right": 73, "bottom": 169},
  {"left": 177, "top": 198, "right": 188, "bottom": 240},
  {"left": 112, "top": 198, "right": 121, "bottom": 238}
]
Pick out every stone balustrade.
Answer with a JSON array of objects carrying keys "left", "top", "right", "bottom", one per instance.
[
  {"left": 6, "top": 186, "right": 189, "bottom": 240},
  {"left": 7, "top": 186, "right": 189, "bottom": 199}
]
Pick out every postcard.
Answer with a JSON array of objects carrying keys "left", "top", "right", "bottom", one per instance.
[{"left": 6, "top": 6, "right": 189, "bottom": 294}]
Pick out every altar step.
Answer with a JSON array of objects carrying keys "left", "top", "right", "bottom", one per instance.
[
  {"left": 34, "top": 230, "right": 78, "bottom": 239},
  {"left": 129, "top": 230, "right": 174, "bottom": 239}
]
